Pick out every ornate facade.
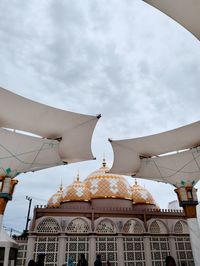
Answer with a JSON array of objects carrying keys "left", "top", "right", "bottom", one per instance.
[{"left": 15, "top": 162, "right": 194, "bottom": 266}]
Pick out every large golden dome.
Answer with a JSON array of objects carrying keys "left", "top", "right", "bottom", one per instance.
[
  {"left": 47, "top": 184, "right": 64, "bottom": 207},
  {"left": 85, "top": 160, "right": 132, "bottom": 200},
  {"left": 49, "top": 161, "right": 158, "bottom": 207},
  {"left": 132, "top": 180, "right": 156, "bottom": 205},
  {"left": 62, "top": 174, "right": 90, "bottom": 202}
]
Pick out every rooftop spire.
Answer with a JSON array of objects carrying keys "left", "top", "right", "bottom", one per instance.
[
  {"left": 59, "top": 178, "right": 63, "bottom": 191},
  {"left": 135, "top": 178, "right": 138, "bottom": 185},
  {"left": 76, "top": 170, "right": 80, "bottom": 181},
  {"left": 102, "top": 154, "right": 106, "bottom": 167}
]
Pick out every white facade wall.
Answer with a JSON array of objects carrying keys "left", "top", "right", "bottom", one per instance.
[{"left": 15, "top": 216, "right": 195, "bottom": 266}]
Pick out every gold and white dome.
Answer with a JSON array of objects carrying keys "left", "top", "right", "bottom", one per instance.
[
  {"left": 132, "top": 179, "right": 156, "bottom": 205},
  {"left": 84, "top": 159, "right": 132, "bottom": 200},
  {"left": 62, "top": 174, "right": 90, "bottom": 202},
  {"left": 47, "top": 161, "right": 158, "bottom": 207},
  {"left": 47, "top": 184, "right": 64, "bottom": 207}
]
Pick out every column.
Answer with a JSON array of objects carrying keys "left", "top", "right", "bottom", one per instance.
[
  {"left": 143, "top": 236, "right": 152, "bottom": 266},
  {"left": 0, "top": 177, "right": 18, "bottom": 229},
  {"left": 58, "top": 234, "right": 66, "bottom": 266},
  {"left": 175, "top": 186, "right": 200, "bottom": 265},
  {"left": 0, "top": 214, "right": 3, "bottom": 228},
  {"left": 168, "top": 236, "right": 178, "bottom": 263},
  {"left": 116, "top": 236, "right": 124, "bottom": 266},
  {"left": 3, "top": 245, "right": 9, "bottom": 266},
  {"left": 89, "top": 236, "right": 96, "bottom": 266},
  {"left": 0, "top": 177, "right": 18, "bottom": 266},
  {"left": 25, "top": 235, "right": 36, "bottom": 266},
  {"left": 187, "top": 218, "right": 200, "bottom": 265}
]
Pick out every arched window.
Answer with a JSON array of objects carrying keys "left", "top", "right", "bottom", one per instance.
[
  {"left": 149, "top": 220, "right": 168, "bottom": 234},
  {"left": 174, "top": 221, "right": 189, "bottom": 234},
  {"left": 96, "top": 219, "right": 116, "bottom": 234},
  {"left": 66, "top": 218, "right": 90, "bottom": 233},
  {"left": 123, "top": 219, "right": 144, "bottom": 234},
  {"left": 36, "top": 218, "right": 60, "bottom": 233}
]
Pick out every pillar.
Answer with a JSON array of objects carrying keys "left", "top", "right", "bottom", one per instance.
[
  {"left": 3, "top": 245, "right": 9, "bottom": 266},
  {"left": 0, "top": 178, "right": 18, "bottom": 229},
  {"left": 187, "top": 218, "right": 200, "bottom": 265},
  {"left": 175, "top": 186, "right": 200, "bottom": 266},
  {"left": 25, "top": 235, "right": 36, "bottom": 266},
  {"left": 168, "top": 236, "right": 178, "bottom": 263},
  {"left": 116, "top": 236, "right": 124, "bottom": 266},
  {"left": 143, "top": 236, "right": 152, "bottom": 266},
  {"left": 0, "top": 178, "right": 18, "bottom": 266},
  {"left": 58, "top": 234, "right": 66, "bottom": 266},
  {"left": 0, "top": 214, "right": 3, "bottom": 228},
  {"left": 89, "top": 236, "right": 96, "bottom": 266}
]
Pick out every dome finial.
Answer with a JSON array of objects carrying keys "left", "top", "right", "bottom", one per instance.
[
  {"left": 76, "top": 170, "right": 80, "bottom": 181},
  {"left": 102, "top": 154, "right": 106, "bottom": 167},
  {"left": 60, "top": 178, "right": 63, "bottom": 191}
]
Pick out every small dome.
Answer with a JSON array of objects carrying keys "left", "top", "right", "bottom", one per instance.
[
  {"left": 47, "top": 184, "right": 63, "bottom": 207},
  {"left": 85, "top": 160, "right": 132, "bottom": 200},
  {"left": 62, "top": 174, "right": 90, "bottom": 202},
  {"left": 132, "top": 180, "right": 157, "bottom": 205}
]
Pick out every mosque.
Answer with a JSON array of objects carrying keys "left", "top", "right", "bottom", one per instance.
[
  {"left": 0, "top": 1, "right": 200, "bottom": 265},
  {"left": 15, "top": 160, "right": 194, "bottom": 266}
]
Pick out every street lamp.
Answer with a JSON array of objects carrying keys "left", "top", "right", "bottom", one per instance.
[{"left": 24, "top": 196, "right": 32, "bottom": 235}]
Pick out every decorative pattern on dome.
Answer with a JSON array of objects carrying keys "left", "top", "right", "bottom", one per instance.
[
  {"left": 62, "top": 174, "right": 90, "bottom": 202},
  {"left": 47, "top": 183, "right": 64, "bottom": 207},
  {"left": 132, "top": 180, "right": 157, "bottom": 206},
  {"left": 85, "top": 161, "right": 132, "bottom": 200}
]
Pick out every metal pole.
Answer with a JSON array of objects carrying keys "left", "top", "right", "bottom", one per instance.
[{"left": 25, "top": 196, "right": 32, "bottom": 234}]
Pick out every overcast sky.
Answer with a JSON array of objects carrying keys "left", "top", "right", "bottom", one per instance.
[{"left": 1, "top": 0, "right": 200, "bottom": 233}]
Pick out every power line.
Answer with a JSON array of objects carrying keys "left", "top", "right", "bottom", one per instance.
[{"left": 3, "top": 226, "right": 22, "bottom": 236}]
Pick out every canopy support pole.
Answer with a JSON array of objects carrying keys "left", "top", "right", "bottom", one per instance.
[
  {"left": 0, "top": 177, "right": 18, "bottom": 266},
  {"left": 175, "top": 186, "right": 200, "bottom": 265},
  {"left": 0, "top": 177, "right": 18, "bottom": 219}
]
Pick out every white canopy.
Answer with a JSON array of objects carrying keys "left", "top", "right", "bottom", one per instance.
[
  {"left": 143, "top": 0, "right": 200, "bottom": 41},
  {"left": 0, "top": 88, "right": 100, "bottom": 177},
  {"left": 0, "top": 88, "right": 99, "bottom": 139},
  {"left": 138, "top": 148, "right": 200, "bottom": 187},
  {"left": 0, "top": 128, "right": 62, "bottom": 177},
  {"left": 109, "top": 121, "right": 200, "bottom": 187}
]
